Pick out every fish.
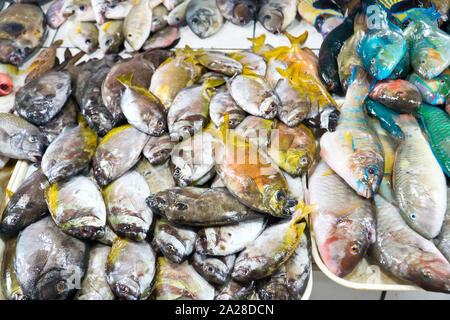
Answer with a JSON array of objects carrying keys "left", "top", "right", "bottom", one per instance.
[
  {"left": 297, "top": 0, "right": 344, "bottom": 37},
  {"left": 151, "top": 4, "right": 169, "bottom": 32},
  {"left": 404, "top": 11, "right": 450, "bottom": 79},
  {"left": 256, "top": 266, "right": 290, "bottom": 300},
  {"left": 0, "top": 72, "right": 12, "bottom": 96},
  {"left": 369, "top": 79, "right": 422, "bottom": 113},
  {"left": 0, "top": 4, "right": 46, "bottom": 65},
  {"left": 23, "top": 40, "right": 63, "bottom": 84},
  {"left": 147, "top": 187, "right": 261, "bottom": 226},
  {"left": 258, "top": 0, "right": 297, "bottom": 35},
  {"left": 307, "top": 160, "right": 376, "bottom": 277},
  {"left": 268, "top": 122, "right": 316, "bottom": 177},
  {"left": 358, "top": 3, "right": 407, "bottom": 80},
  {"left": 1, "top": 238, "right": 29, "bottom": 300},
  {"left": 275, "top": 77, "right": 310, "bottom": 128},
  {"left": 365, "top": 98, "right": 403, "bottom": 140},
  {"left": 437, "top": 189, "right": 450, "bottom": 262},
  {"left": 234, "top": 116, "right": 276, "bottom": 150},
  {"left": 318, "top": 5, "right": 361, "bottom": 93},
  {"left": 15, "top": 70, "right": 72, "bottom": 126},
  {"left": 93, "top": 124, "right": 149, "bottom": 186},
  {"left": 123, "top": 0, "right": 153, "bottom": 51},
  {"left": 320, "top": 67, "right": 384, "bottom": 198},
  {"left": 143, "top": 134, "right": 175, "bottom": 165},
  {"left": 46, "top": 175, "right": 107, "bottom": 240},
  {"left": 136, "top": 158, "right": 176, "bottom": 194},
  {"left": 166, "top": 0, "right": 191, "bottom": 27},
  {"left": 39, "top": 98, "right": 78, "bottom": 144},
  {"left": 47, "top": 0, "right": 71, "bottom": 29},
  {"left": 104, "top": 0, "right": 134, "bottom": 19},
  {"left": 229, "top": 50, "right": 267, "bottom": 77},
  {"left": 0, "top": 170, "right": 49, "bottom": 238},
  {"left": 142, "top": 26, "right": 180, "bottom": 51},
  {"left": 285, "top": 230, "right": 311, "bottom": 299},
  {"left": 232, "top": 213, "right": 307, "bottom": 282},
  {"left": 153, "top": 217, "right": 197, "bottom": 263},
  {"left": 186, "top": 0, "right": 224, "bottom": 38},
  {"left": 417, "top": 103, "right": 450, "bottom": 177},
  {"left": 228, "top": 70, "right": 280, "bottom": 119},
  {"left": 209, "top": 87, "right": 246, "bottom": 128},
  {"left": 0, "top": 113, "right": 46, "bottom": 162},
  {"left": 153, "top": 257, "right": 215, "bottom": 300},
  {"left": 67, "top": 20, "right": 99, "bottom": 54},
  {"left": 106, "top": 237, "right": 156, "bottom": 300},
  {"left": 216, "top": 279, "right": 255, "bottom": 300},
  {"left": 102, "top": 54, "right": 156, "bottom": 126},
  {"left": 117, "top": 73, "right": 167, "bottom": 136},
  {"left": 170, "top": 131, "right": 215, "bottom": 186},
  {"left": 163, "top": 0, "right": 183, "bottom": 10},
  {"left": 370, "top": 195, "right": 450, "bottom": 293},
  {"left": 75, "top": 244, "right": 115, "bottom": 300},
  {"left": 168, "top": 79, "right": 224, "bottom": 141},
  {"left": 190, "top": 253, "right": 235, "bottom": 285},
  {"left": 96, "top": 224, "right": 119, "bottom": 246},
  {"left": 15, "top": 216, "right": 88, "bottom": 300},
  {"left": 386, "top": 48, "right": 411, "bottom": 80},
  {"left": 98, "top": 20, "right": 124, "bottom": 54},
  {"left": 68, "top": 0, "right": 96, "bottom": 22},
  {"left": 91, "top": 0, "right": 111, "bottom": 24},
  {"left": 103, "top": 170, "right": 153, "bottom": 241},
  {"left": 196, "top": 51, "right": 242, "bottom": 76},
  {"left": 41, "top": 115, "right": 97, "bottom": 183},
  {"left": 408, "top": 72, "right": 450, "bottom": 105},
  {"left": 392, "top": 114, "right": 447, "bottom": 239},
  {"left": 216, "top": 0, "right": 258, "bottom": 26},
  {"left": 195, "top": 217, "right": 266, "bottom": 256}
]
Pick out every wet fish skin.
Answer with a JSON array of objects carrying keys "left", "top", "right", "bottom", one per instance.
[
  {"left": 98, "top": 20, "right": 124, "bottom": 54},
  {"left": 166, "top": 0, "right": 191, "bottom": 27},
  {"left": 143, "top": 134, "right": 175, "bottom": 165},
  {"left": 104, "top": 0, "right": 135, "bottom": 19},
  {"left": 437, "top": 189, "right": 450, "bottom": 262},
  {"left": 0, "top": 170, "right": 49, "bottom": 238},
  {"left": 256, "top": 266, "right": 290, "bottom": 300},
  {"left": 136, "top": 158, "right": 176, "bottom": 195},
  {"left": 24, "top": 40, "right": 63, "bottom": 84},
  {"left": 370, "top": 195, "right": 450, "bottom": 293},
  {"left": 369, "top": 79, "right": 422, "bottom": 113},
  {"left": 15, "top": 216, "right": 88, "bottom": 300},
  {"left": 258, "top": 0, "right": 297, "bottom": 35},
  {"left": 365, "top": 98, "right": 403, "bottom": 140},
  {"left": 216, "top": 0, "right": 259, "bottom": 26},
  {"left": 186, "top": 0, "right": 224, "bottom": 39},
  {"left": 408, "top": 72, "right": 449, "bottom": 106},
  {"left": 285, "top": 230, "right": 311, "bottom": 299},
  {"left": 209, "top": 88, "right": 246, "bottom": 128},
  {"left": 67, "top": 20, "right": 99, "bottom": 54},
  {"left": 47, "top": 0, "right": 71, "bottom": 29},
  {"left": 15, "top": 70, "right": 72, "bottom": 126},
  {"left": 191, "top": 253, "right": 235, "bottom": 285},
  {"left": 123, "top": 0, "right": 153, "bottom": 51},
  {"left": 143, "top": 26, "right": 180, "bottom": 51},
  {"left": 39, "top": 98, "right": 78, "bottom": 145},
  {"left": 275, "top": 77, "right": 310, "bottom": 128},
  {"left": 215, "top": 279, "right": 254, "bottom": 300},
  {"left": 234, "top": 116, "right": 275, "bottom": 149},
  {"left": 152, "top": 4, "right": 169, "bottom": 32},
  {"left": 0, "top": 113, "right": 46, "bottom": 162},
  {"left": 196, "top": 51, "right": 242, "bottom": 76}
]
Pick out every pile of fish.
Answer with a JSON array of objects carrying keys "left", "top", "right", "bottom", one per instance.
[{"left": 0, "top": 0, "right": 449, "bottom": 300}]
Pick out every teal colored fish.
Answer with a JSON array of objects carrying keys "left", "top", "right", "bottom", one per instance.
[
  {"left": 365, "top": 98, "right": 403, "bottom": 140},
  {"left": 417, "top": 103, "right": 450, "bottom": 177},
  {"left": 357, "top": 3, "right": 407, "bottom": 80},
  {"left": 404, "top": 10, "right": 450, "bottom": 79},
  {"left": 408, "top": 72, "right": 450, "bottom": 105},
  {"left": 387, "top": 49, "right": 410, "bottom": 80}
]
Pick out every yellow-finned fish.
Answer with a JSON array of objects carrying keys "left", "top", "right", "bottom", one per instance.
[
  {"left": 123, "top": 0, "right": 153, "bottom": 51},
  {"left": 98, "top": 20, "right": 124, "bottom": 53},
  {"left": 67, "top": 19, "right": 99, "bottom": 53}
]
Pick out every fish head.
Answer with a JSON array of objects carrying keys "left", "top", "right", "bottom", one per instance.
[
  {"left": 158, "top": 235, "right": 187, "bottom": 263},
  {"left": 409, "top": 254, "right": 450, "bottom": 293},
  {"left": 195, "top": 229, "right": 214, "bottom": 253},
  {"left": 111, "top": 278, "right": 141, "bottom": 300},
  {"left": 82, "top": 103, "right": 115, "bottom": 136},
  {"left": 146, "top": 112, "right": 168, "bottom": 137},
  {"left": 169, "top": 156, "right": 195, "bottom": 186},
  {"left": 259, "top": 9, "right": 283, "bottom": 35},
  {"left": 188, "top": 9, "right": 215, "bottom": 39},
  {"left": 258, "top": 280, "right": 290, "bottom": 300},
  {"left": 93, "top": 161, "right": 112, "bottom": 187},
  {"left": 67, "top": 224, "right": 105, "bottom": 241},
  {"left": 114, "top": 223, "right": 147, "bottom": 242},
  {"left": 349, "top": 152, "right": 383, "bottom": 198},
  {"left": 100, "top": 35, "right": 120, "bottom": 54},
  {"left": 279, "top": 103, "right": 309, "bottom": 127},
  {"left": 0, "top": 39, "right": 29, "bottom": 65},
  {"left": 263, "top": 185, "right": 297, "bottom": 217},
  {"left": 146, "top": 194, "right": 169, "bottom": 217},
  {"left": 34, "top": 269, "right": 75, "bottom": 300},
  {"left": 260, "top": 96, "right": 280, "bottom": 119},
  {"left": 10, "top": 130, "right": 46, "bottom": 162},
  {"left": 0, "top": 208, "right": 23, "bottom": 237},
  {"left": 232, "top": 1, "right": 258, "bottom": 26},
  {"left": 282, "top": 149, "right": 312, "bottom": 177},
  {"left": 413, "top": 50, "right": 444, "bottom": 79},
  {"left": 197, "top": 260, "right": 228, "bottom": 284}
]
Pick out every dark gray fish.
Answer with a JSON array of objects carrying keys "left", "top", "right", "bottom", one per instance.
[
  {"left": 14, "top": 216, "right": 88, "bottom": 300},
  {"left": 186, "top": 0, "right": 224, "bottom": 38},
  {"left": 143, "top": 134, "right": 176, "bottom": 165},
  {"left": 15, "top": 70, "right": 72, "bottom": 126},
  {"left": 191, "top": 253, "right": 235, "bottom": 285},
  {"left": 39, "top": 98, "right": 78, "bottom": 144},
  {"left": 256, "top": 266, "right": 290, "bottom": 300},
  {"left": 216, "top": 0, "right": 259, "bottom": 26},
  {"left": 215, "top": 279, "right": 254, "bottom": 300},
  {"left": 0, "top": 170, "right": 49, "bottom": 238}
]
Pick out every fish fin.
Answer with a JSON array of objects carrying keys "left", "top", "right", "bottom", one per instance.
[
  {"left": 227, "top": 52, "right": 246, "bottom": 62},
  {"left": 108, "top": 237, "right": 129, "bottom": 265},
  {"left": 321, "top": 169, "right": 334, "bottom": 176},
  {"left": 249, "top": 34, "right": 266, "bottom": 53},
  {"left": 5, "top": 189, "right": 14, "bottom": 199},
  {"left": 284, "top": 31, "right": 308, "bottom": 49},
  {"left": 101, "top": 21, "right": 113, "bottom": 32},
  {"left": 293, "top": 200, "right": 316, "bottom": 222},
  {"left": 242, "top": 64, "right": 260, "bottom": 77},
  {"left": 263, "top": 46, "right": 290, "bottom": 61},
  {"left": 202, "top": 78, "right": 225, "bottom": 102},
  {"left": 116, "top": 72, "right": 133, "bottom": 86}
]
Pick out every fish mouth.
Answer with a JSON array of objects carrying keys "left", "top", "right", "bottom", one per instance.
[
  {"left": 261, "top": 10, "right": 283, "bottom": 34},
  {"left": 30, "top": 153, "right": 43, "bottom": 163},
  {"left": 233, "top": 3, "right": 252, "bottom": 25},
  {"left": 146, "top": 195, "right": 165, "bottom": 217},
  {"left": 69, "top": 225, "right": 105, "bottom": 240}
]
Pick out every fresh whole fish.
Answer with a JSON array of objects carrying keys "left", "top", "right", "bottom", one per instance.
[
  {"left": 106, "top": 238, "right": 156, "bottom": 300},
  {"left": 209, "top": 87, "right": 246, "bottom": 128},
  {"left": 96, "top": 224, "right": 119, "bottom": 246},
  {"left": 256, "top": 266, "right": 290, "bottom": 300},
  {"left": 186, "top": 0, "right": 224, "bottom": 38},
  {"left": 191, "top": 253, "right": 235, "bottom": 285},
  {"left": 166, "top": 0, "right": 191, "bottom": 27},
  {"left": 41, "top": 116, "right": 97, "bottom": 183},
  {"left": 285, "top": 231, "right": 311, "bottom": 299},
  {"left": 152, "top": 4, "right": 169, "bottom": 32},
  {"left": 320, "top": 68, "right": 384, "bottom": 198},
  {"left": 136, "top": 158, "right": 176, "bottom": 194},
  {"left": 93, "top": 124, "right": 149, "bottom": 186},
  {"left": 258, "top": 0, "right": 297, "bottom": 35},
  {"left": 216, "top": 0, "right": 259, "bottom": 26},
  {"left": 196, "top": 51, "right": 242, "bottom": 76},
  {"left": 393, "top": 114, "right": 447, "bottom": 239},
  {"left": 275, "top": 77, "right": 310, "bottom": 128},
  {"left": 297, "top": 0, "right": 344, "bottom": 37},
  {"left": 75, "top": 244, "right": 115, "bottom": 300},
  {"left": 215, "top": 279, "right": 254, "bottom": 300},
  {"left": 408, "top": 72, "right": 450, "bottom": 105},
  {"left": 67, "top": 20, "right": 99, "bottom": 54},
  {"left": 15, "top": 216, "right": 88, "bottom": 300},
  {"left": 24, "top": 40, "right": 63, "bottom": 84},
  {"left": 369, "top": 79, "right": 422, "bottom": 113},
  {"left": 153, "top": 217, "right": 197, "bottom": 263},
  {"left": 1, "top": 239, "right": 29, "bottom": 300},
  {"left": 104, "top": 0, "right": 135, "bottom": 19},
  {"left": 307, "top": 160, "right": 376, "bottom": 277},
  {"left": 0, "top": 4, "right": 46, "bottom": 65},
  {"left": 365, "top": 98, "right": 403, "bottom": 140},
  {"left": 0, "top": 113, "right": 46, "bottom": 162},
  {"left": 46, "top": 175, "right": 107, "bottom": 240},
  {"left": 143, "top": 134, "right": 175, "bottom": 165},
  {"left": 103, "top": 170, "right": 153, "bottom": 241},
  {"left": 39, "top": 98, "right": 78, "bottom": 145},
  {"left": 147, "top": 187, "right": 260, "bottom": 226},
  {"left": 123, "top": 0, "right": 153, "bottom": 51},
  {"left": 0, "top": 170, "right": 49, "bottom": 237},
  {"left": 234, "top": 115, "right": 275, "bottom": 149},
  {"left": 229, "top": 50, "right": 266, "bottom": 77},
  {"left": 15, "top": 70, "right": 72, "bottom": 126},
  {"left": 153, "top": 257, "right": 215, "bottom": 300},
  {"left": 370, "top": 195, "right": 450, "bottom": 293},
  {"left": 143, "top": 26, "right": 180, "bottom": 51},
  {"left": 195, "top": 217, "right": 266, "bottom": 256},
  {"left": 98, "top": 20, "right": 124, "bottom": 54}
]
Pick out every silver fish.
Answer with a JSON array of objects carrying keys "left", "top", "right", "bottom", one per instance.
[
  {"left": 67, "top": 20, "right": 99, "bottom": 54},
  {"left": 123, "top": 0, "right": 153, "bottom": 51},
  {"left": 152, "top": 4, "right": 169, "bottom": 32},
  {"left": 258, "top": 0, "right": 297, "bottom": 35},
  {"left": 98, "top": 20, "right": 124, "bottom": 54},
  {"left": 166, "top": 0, "right": 191, "bottom": 27},
  {"left": 186, "top": 0, "right": 224, "bottom": 38},
  {"left": 191, "top": 253, "right": 235, "bottom": 285},
  {"left": 209, "top": 87, "right": 246, "bottom": 128},
  {"left": 143, "top": 134, "right": 176, "bottom": 165}
]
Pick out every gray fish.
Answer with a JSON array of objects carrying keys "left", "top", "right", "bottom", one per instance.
[
  {"left": 142, "top": 26, "right": 180, "bottom": 51},
  {"left": 39, "top": 98, "right": 78, "bottom": 144},
  {"left": 67, "top": 20, "right": 99, "bottom": 54},
  {"left": 191, "top": 253, "right": 235, "bottom": 285},
  {"left": 256, "top": 266, "right": 290, "bottom": 300},
  {"left": 0, "top": 170, "right": 49, "bottom": 238},
  {"left": 143, "top": 134, "right": 176, "bottom": 165},
  {"left": 15, "top": 70, "right": 72, "bottom": 126},
  {"left": 152, "top": 4, "right": 169, "bottom": 32},
  {"left": 96, "top": 224, "right": 119, "bottom": 246},
  {"left": 285, "top": 230, "right": 311, "bottom": 299},
  {"left": 216, "top": 0, "right": 259, "bottom": 26},
  {"left": 98, "top": 20, "right": 124, "bottom": 54},
  {"left": 153, "top": 217, "right": 197, "bottom": 263},
  {"left": 1, "top": 238, "right": 29, "bottom": 300},
  {"left": 209, "top": 87, "right": 246, "bottom": 128},
  {"left": 46, "top": 175, "right": 107, "bottom": 240},
  {"left": 103, "top": 170, "right": 153, "bottom": 242},
  {"left": 215, "top": 279, "right": 254, "bottom": 300},
  {"left": 166, "top": 0, "right": 191, "bottom": 27},
  {"left": 196, "top": 51, "right": 242, "bottom": 76},
  {"left": 41, "top": 116, "right": 97, "bottom": 183},
  {"left": 437, "top": 189, "right": 450, "bottom": 262},
  {"left": 104, "top": 0, "right": 135, "bottom": 19},
  {"left": 0, "top": 113, "right": 46, "bottom": 162},
  {"left": 136, "top": 158, "right": 176, "bottom": 194},
  {"left": 231, "top": 50, "right": 267, "bottom": 76},
  {"left": 275, "top": 77, "right": 310, "bottom": 127},
  {"left": 75, "top": 244, "right": 115, "bottom": 300},
  {"left": 106, "top": 238, "right": 156, "bottom": 300},
  {"left": 258, "top": 0, "right": 297, "bottom": 35},
  {"left": 123, "top": 0, "right": 152, "bottom": 51},
  {"left": 0, "top": 4, "right": 46, "bottom": 65},
  {"left": 186, "top": 0, "right": 224, "bottom": 38},
  {"left": 15, "top": 216, "right": 88, "bottom": 300},
  {"left": 146, "top": 187, "right": 260, "bottom": 227},
  {"left": 370, "top": 195, "right": 450, "bottom": 293}
]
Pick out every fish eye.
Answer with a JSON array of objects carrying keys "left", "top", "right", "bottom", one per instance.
[
  {"left": 176, "top": 202, "right": 187, "bottom": 211},
  {"left": 173, "top": 168, "right": 181, "bottom": 176},
  {"left": 275, "top": 190, "right": 285, "bottom": 202},
  {"left": 350, "top": 243, "right": 360, "bottom": 254},
  {"left": 422, "top": 269, "right": 433, "bottom": 279},
  {"left": 263, "top": 14, "right": 271, "bottom": 20},
  {"left": 166, "top": 244, "right": 174, "bottom": 252},
  {"left": 85, "top": 39, "right": 92, "bottom": 45},
  {"left": 118, "top": 284, "right": 129, "bottom": 293},
  {"left": 410, "top": 213, "right": 417, "bottom": 220},
  {"left": 156, "top": 197, "right": 166, "bottom": 206},
  {"left": 105, "top": 39, "right": 113, "bottom": 46},
  {"left": 300, "top": 157, "right": 308, "bottom": 165},
  {"left": 17, "top": 294, "right": 28, "bottom": 300},
  {"left": 128, "top": 34, "right": 132, "bottom": 38},
  {"left": 79, "top": 5, "right": 85, "bottom": 10},
  {"left": 175, "top": 17, "right": 180, "bottom": 22},
  {"left": 153, "top": 18, "right": 159, "bottom": 22},
  {"left": 199, "top": 234, "right": 206, "bottom": 241},
  {"left": 56, "top": 281, "right": 66, "bottom": 292},
  {"left": 266, "top": 292, "right": 273, "bottom": 299},
  {"left": 207, "top": 267, "right": 213, "bottom": 272},
  {"left": 368, "top": 168, "right": 375, "bottom": 175},
  {"left": 158, "top": 121, "right": 164, "bottom": 127},
  {"left": 192, "top": 18, "right": 199, "bottom": 23},
  {"left": 27, "top": 136, "right": 37, "bottom": 144},
  {"left": 371, "top": 58, "right": 376, "bottom": 64},
  {"left": 421, "top": 60, "right": 425, "bottom": 64}
]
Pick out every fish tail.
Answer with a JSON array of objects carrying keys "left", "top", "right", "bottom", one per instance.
[
  {"left": 116, "top": 73, "right": 133, "bottom": 86},
  {"left": 284, "top": 31, "right": 308, "bottom": 49},
  {"left": 249, "top": 34, "right": 266, "bottom": 53}
]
